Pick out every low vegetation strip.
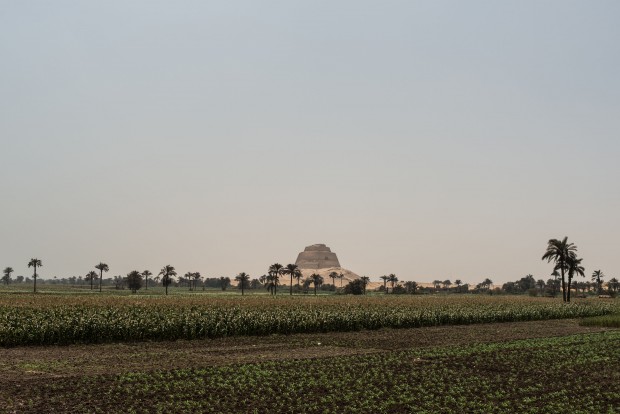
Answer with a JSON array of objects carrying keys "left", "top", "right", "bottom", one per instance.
[
  {"left": 0, "top": 295, "right": 615, "bottom": 346},
  {"left": 580, "top": 313, "right": 620, "bottom": 328},
  {"left": 3, "top": 331, "right": 619, "bottom": 413}
]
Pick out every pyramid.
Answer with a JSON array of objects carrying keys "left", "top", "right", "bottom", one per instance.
[{"left": 295, "top": 244, "right": 360, "bottom": 284}]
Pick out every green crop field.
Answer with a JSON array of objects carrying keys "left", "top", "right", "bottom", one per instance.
[
  {"left": 1, "top": 324, "right": 618, "bottom": 413},
  {"left": 1, "top": 292, "right": 618, "bottom": 413},
  {"left": 0, "top": 293, "right": 616, "bottom": 346}
]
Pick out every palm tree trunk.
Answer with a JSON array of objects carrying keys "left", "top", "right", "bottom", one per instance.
[
  {"left": 561, "top": 266, "right": 567, "bottom": 302},
  {"left": 99, "top": 270, "right": 103, "bottom": 293},
  {"left": 567, "top": 276, "right": 572, "bottom": 303},
  {"left": 33, "top": 267, "right": 37, "bottom": 293},
  {"left": 314, "top": 284, "right": 317, "bottom": 296},
  {"left": 290, "top": 275, "right": 293, "bottom": 296}
]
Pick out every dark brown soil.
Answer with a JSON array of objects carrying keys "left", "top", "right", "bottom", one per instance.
[{"left": 0, "top": 319, "right": 608, "bottom": 384}]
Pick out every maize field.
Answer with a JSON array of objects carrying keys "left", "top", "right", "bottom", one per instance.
[{"left": 0, "top": 294, "right": 615, "bottom": 346}]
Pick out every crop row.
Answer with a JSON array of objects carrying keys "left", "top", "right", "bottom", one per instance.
[
  {"left": 0, "top": 296, "right": 615, "bottom": 346},
  {"left": 3, "top": 331, "right": 619, "bottom": 413}
]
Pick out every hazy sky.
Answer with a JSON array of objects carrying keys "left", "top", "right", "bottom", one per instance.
[{"left": 1, "top": 1, "right": 619, "bottom": 284}]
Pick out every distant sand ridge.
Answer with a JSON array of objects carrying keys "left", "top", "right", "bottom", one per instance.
[{"left": 295, "top": 244, "right": 360, "bottom": 284}]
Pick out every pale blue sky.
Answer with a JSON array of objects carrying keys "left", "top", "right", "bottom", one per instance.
[{"left": 1, "top": 1, "right": 619, "bottom": 284}]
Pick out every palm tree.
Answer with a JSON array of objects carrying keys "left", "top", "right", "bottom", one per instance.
[
  {"left": 328, "top": 271, "right": 339, "bottom": 287},
  {"left": 86, "top": 271, "right": 98, "bottom": 290},
  {"left": 2, "top": 267, "right": 13, "bottom": 285},
  {"left": 159, "top": 265, "right": 176, "bottom": 295},
  {"left": 433, "top": 280, "right": 442, "bottom": 291},
  {"left": 483, "top": 278, "right": 493, "bottom": 291},
  {"left": 309, "top": 273, "right": 323, "bottom": 295},
  {"left": 388, "top": 274, "right": 398, "bottom": 293},
  {"left": 219, "top": 276, "right": 231, "bottom": 291},
  {"left": 591, "top": 270, "right": 604, "bottom": 295},
  {"left": 193, "top": 272, "right": 202, "bottom": 291},
  {"left": 183, "top": 272, "right": 194, "bottom": 290},
  {"left": 338, "top": 272, "right": 345, "bottom": 288},
  {"left": 608, "top": 277, "right": 619, "bottom": 293},
  {"left": 443, "top": 280, "right": 452, "bottom": 291},
  {"left": 542, "top": 237, "right": 578, "bottom": 302},
  {"left": 235, "top": 272, "right": 250, "bottom": 296},
  {"left": 126, "top": 270, "right": 143, "bottom": 293},
  {"left": 380, "top": 275, "right": 390, "bottom": 293},
  {"left": 95, "top": 262, "right": 109, "bottom": 293},
  {"left": 28, "top": 258, "right": 42, "bottom": 293},
  {"left": 455, "top": 279, "right": 462, "bottom": 293},
  {"left": 268, "top": 263, "right": 283, "bottom": 295},
  {"left": 404, "top": 281, "right": 418, "bottom": 294},
  {"left": 360, "top": 276, "right": 370, "bottom": 295},
  {"left": 293, "top": 270, "right": 304, "bottom": 291},
  {"left": 537, "top": 279, "right": 546, "bottom": 296},
  {"left": 566, "top": 256, "right": 584, "bottom": 302},
  {"left": 282, "top": 264, "right": 302, "bottom": 295},
  {"left": 142, "top": 270, "right": 152, "bottom": 290}
]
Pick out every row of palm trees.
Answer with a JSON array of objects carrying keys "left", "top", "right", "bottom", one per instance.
[
  {"left": 6, "top": 244, "right": 614, "bottom": 299},
  {"left": 261, "top": 263, "right": 325, "bottom": 296}
]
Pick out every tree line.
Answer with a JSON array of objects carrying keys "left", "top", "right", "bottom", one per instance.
[{"left": 3, "top": 238, "right": 617, "bottom": 298}]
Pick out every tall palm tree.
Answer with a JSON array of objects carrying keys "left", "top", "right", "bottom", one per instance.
[
  {"left": 282, "top": 264, "right": 301, "bottom": 296},
  {"left": 455, "top": 279, "right": 462, "bottom": 293},
  {"left": 159, "top": 265, "right": 176, "bottom": 295},
  {"left": 142, "top": 270, "right": 152, "bottom": 291},
  {"left": 309, "top": 273, "right": 323, "bottom": 296},
  {"left": 388, "top": 274, "right": 398, "bottom": 293},
  {"left": 86, "top": 271, "right": 98, "bottom": 290},
  {"left": 566, "top": 256, "right": 584, "bottom": 302},
  {"left": 338, "top": 272, "right": 345, "bottom": 288},
  {"left": 591, "top": 270, "right": 604, "bottom": 295},
  {"left": 380, "top": 275, "right": 389, "bottom": 293},
  {"left": 443, "top": 279, "right": 452, "bottom": 291},
  {"left": 608, "top": 277, "right": 619, "bottom": 293},
  {"left": 268, "top": 263, "right": 283, "bottom": 295},
  {"left": 542, "top": 237, "right": 578, "bottom": 302},
  {"left": 235, "top": 272, "right": 250, "bottom": 296},
  {"left": 537, "top": 279, "right": 546, "bottom": 296},
  {"left": 95, "top": 262, "right": 109, "bottom": 293},
  {"left": 2, "top": 267, "right": 13, "bottom": 285},
  {"left": 328, "top": 271, "right": 339, "bottom": 287},
  {"left": 360, "top": 276, "right": 370, "bottom": 295},
  {"left": 28, "top": 258, "right": 42, "bottom": 293}
]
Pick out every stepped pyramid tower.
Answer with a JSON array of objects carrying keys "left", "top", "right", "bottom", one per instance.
[{"left": 295, "top": 244, "right": 360, "bottom": 285}]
